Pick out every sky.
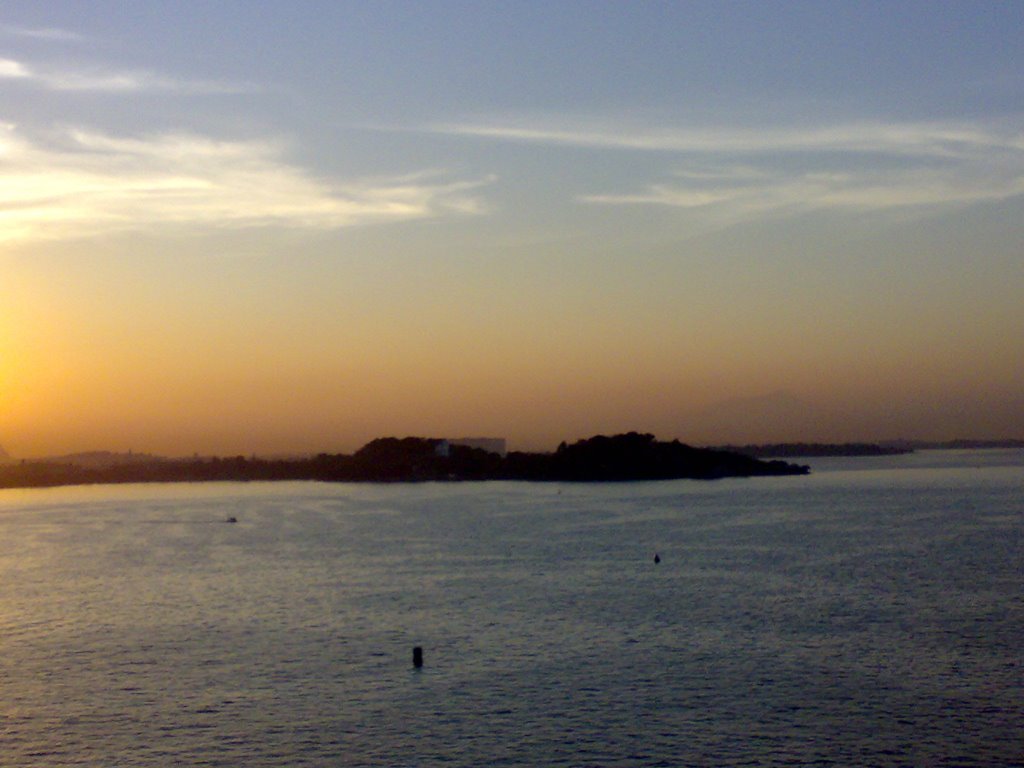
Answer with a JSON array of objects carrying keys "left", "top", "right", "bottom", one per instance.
[{"left": 2, "top": 1, "right": 1023, "bottom": 458}]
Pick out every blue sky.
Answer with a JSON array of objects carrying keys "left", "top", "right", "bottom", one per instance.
[{"left": 2, "top": 1, "right": 1023, "bottom": 456}]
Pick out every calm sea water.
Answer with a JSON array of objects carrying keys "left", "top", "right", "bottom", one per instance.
[{"left": 0, "top": 450, "right": 1020, "bottom": 766}]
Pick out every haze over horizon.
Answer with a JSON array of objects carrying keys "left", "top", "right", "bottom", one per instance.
[{"left": 2, "top": 2, "right": 1023, "bottom": 459}]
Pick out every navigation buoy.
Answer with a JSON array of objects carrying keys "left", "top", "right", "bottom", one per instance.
[
  {"left": 412, "top": 646, "right": 423, "bottom": 668},
  {"left": 653, "top": 553, "right": 661, "bottom": 564}
]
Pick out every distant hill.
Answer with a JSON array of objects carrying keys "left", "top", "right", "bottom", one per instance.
[
  {"left": 349, "top": 433, "right": 808, "bottom": 482},
  {"left": 506, "top": 433, "right": 809, "bottom": 481},
  {"left": 0, "top": 433, "right": 808, "bottom": 489},
  {"left": 880, "top": 439, "right": 1024, "bottom": 451},
  {"left": 39, "top": 451, "right": 166, "bottom": 468},
  {"left": 714, "top": 439, "right": 1024, "bottom": 457},
  {"left": 720, "top": 442, "right": 910, "bottom": 458}
]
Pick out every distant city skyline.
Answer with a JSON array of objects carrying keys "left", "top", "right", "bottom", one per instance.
[{"left": 2, "top": 1, "right": 1022, "bottom": 458}]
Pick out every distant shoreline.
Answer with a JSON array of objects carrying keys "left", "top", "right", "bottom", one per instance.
[
  {"left": 714, "top": 439, "right": 1024, "bottom": 458},
  {"left": 3, "top": 437, "right": 1022, "bottom": 491},
  {"left": 0, "top": 433, "right": 810, "bottom": 490},
  {"left": 716, "top": 442, "right": 911, "bottom": 459}
]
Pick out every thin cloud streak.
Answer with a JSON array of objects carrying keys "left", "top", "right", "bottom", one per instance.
[
  {"left": 431, "top": 118, "right": 1023, "bottom": 158},
  {"left": 1, "top": 25, "right": 84, "bottom": 42},
  {"left": 41, "top": 70, "right": 259, "bottom": 95},
  {"left": 581, "top": 163, "right": 1024, "bottom": 216},
  {"left": 0, "top": 55, "right": 256, "bottom": 94},
  {"left": 430, "top": 116, "right": 1024, "bottom": 216},
  {"left": 0, "top": 125, "right": 493, "bottom": 243}
]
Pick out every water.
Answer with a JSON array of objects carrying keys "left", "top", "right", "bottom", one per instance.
[{"left": 0, "top": 450, "right": 1020, "bottom": 766}]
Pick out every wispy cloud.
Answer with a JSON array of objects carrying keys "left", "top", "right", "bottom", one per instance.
[
  {"left": 580, "top": 162, "right": 1024, "bottom": 216},
  {"left": 0, "top": 54, "right": 256, "bottom": 94},
  {"left": 41, "top": 69, "right": 257, "bottom": 94},
  {"left": 430, "top": 117, "right": 1024, "bottom": 217},
  {"left": 0, "top": 124, "right": 492, "bottom": 243},
  {"left": 431, "top": 118, "right": 1023, "bottom": 158},
  {"left": 1, "top": 24, "right": 84, "bottom": 42}
]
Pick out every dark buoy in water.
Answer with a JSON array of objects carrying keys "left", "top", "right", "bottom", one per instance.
[
  {"left": 412, "top": 646, "right": 423, "bottom": 668},
  {"left": 653, "top": 553, "right": 661, "bottom": 564},
  {"left": 226, "top": 516, "right": 237, "bottom": 524}
]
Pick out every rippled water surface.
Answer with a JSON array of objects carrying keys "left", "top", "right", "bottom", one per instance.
[{"left": 1, "top": 450, "right": 1021, "bottom": 766}]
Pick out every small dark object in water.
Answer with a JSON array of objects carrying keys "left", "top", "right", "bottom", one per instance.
[
  {"left": 412, "top": 646, "right": 423, "bottom": 668},
  {"left": 653, "top": 553, "right": 661, "bottom": 564},
  {"left": 225, "top": 516, "right": 237, "bottom": 524}
]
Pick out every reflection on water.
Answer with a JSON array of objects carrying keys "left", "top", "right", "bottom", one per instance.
[{"left": 0, "top": 451, "right": 1021, "bottom": 766}]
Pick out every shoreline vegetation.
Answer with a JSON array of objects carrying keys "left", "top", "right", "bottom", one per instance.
[{"left": 0, "top": 433, "right": 810, "bottom": 490}]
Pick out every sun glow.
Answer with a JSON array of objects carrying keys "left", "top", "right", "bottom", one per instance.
[{"left": 1, "top": 4, "right": 1021, "bottom": 458}]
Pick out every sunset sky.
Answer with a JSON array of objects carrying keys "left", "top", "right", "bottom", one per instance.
[{"left": 2, "top": 1, "right": 1023, "bottom": 458}]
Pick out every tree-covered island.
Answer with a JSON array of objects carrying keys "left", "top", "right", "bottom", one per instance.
[{"left": 0, "top": 432, "right": 809, "bottom": 489}]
